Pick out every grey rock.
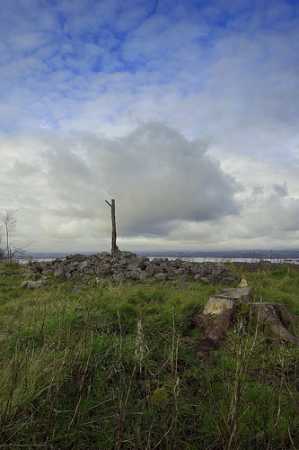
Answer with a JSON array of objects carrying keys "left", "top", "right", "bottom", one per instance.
[
  {"left": 154, "top": 273, "right": 167, "bottom": 281},
  {"left": 190, "top": 265, "right": 204, "bottom": 274},
  {"left": 78, "top": 260, "right": 89, "bottom": 272},
  {"left": 54, "top": 266, "right": 64, "bottom": 277},
  {"left": 125, "top": 269, "right": 142, "bottom": 280},
  {"left": 28, "top": 253, "right": 238, "bottom": 286},
  {"left": 71, "top": 286, "right": 81, "bottom": 294},
  {"left": 69, "top": 261, "right": 80, "bottom": 270},
  {"left": 139, "top": 271, "right": 149, "bottom": 281},
  {"left": 145, "top": 264, "right": 163, "bottom": 275},
  {"left": 112, "top": 272, "right": 125, "bottom": 282},
  {"left": 96, "top": 263, "right": 112, "bottom": 276},
  {"left": 175, "top": 268, "right": 187, "bottom": 276},
  {"left": 21, "top": 279, "right": 44, "bottom": 289},
  {"left": 127, "top": 256, "right": 148, "bottom": 270},
  {"left": 194, "top": 275, "right": 209, "bottom": 283}
]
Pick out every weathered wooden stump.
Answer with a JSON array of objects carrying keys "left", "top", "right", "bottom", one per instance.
[
  {"left": 197, "top": 281, "right": 299, "bottom": 352},
  {"left": 251, "top": 303, "right": 299, "bottom": 345}
]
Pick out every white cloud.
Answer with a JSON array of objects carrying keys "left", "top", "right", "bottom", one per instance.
[
  {"left": 1, "top": 122, "right": 299, "bottom": 253},
  {"left": 0, "top": 124, "right": 240, "bottom": 251},
  {"left": 1, "top": 0, "right": 299, "bottom": 251}
]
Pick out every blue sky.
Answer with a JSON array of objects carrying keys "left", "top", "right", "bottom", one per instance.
[
  {"left": 1, "top": 0, "right": 299, "bottom": 251},
  {"left": 2, "top": 0, "right": 298, "bottom": 133}
]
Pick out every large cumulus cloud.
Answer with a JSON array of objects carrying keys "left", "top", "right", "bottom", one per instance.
[
  {"left": 1, "top": 123, "right": 299, "bottom": 252},
  {"left": 0, "top": 124, "right": 240, "bottom": 250},
  {"left": 44, "top": 123, "right": 240, "bottom": 237}
]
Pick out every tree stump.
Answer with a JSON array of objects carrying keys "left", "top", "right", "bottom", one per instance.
[
  {"left": 196, "top": 283, "right": 299, "bottom": 353},
  {"left": 250, "top": 303, "right": 299, "bottom": 345}
]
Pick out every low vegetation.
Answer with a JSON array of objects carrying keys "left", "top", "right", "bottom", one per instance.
[{"left": 0, "top": 262, "right": 298, "bottom": 449}]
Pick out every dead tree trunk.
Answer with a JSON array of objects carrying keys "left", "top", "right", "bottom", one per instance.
[
  {"left": 195, "top": 284, "right": 299, "bottom": 354},
  {"left": 105, "top": 199, "right": 119, "bottom": 257}
]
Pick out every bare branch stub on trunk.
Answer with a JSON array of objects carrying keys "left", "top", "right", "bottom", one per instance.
[{"left": 105, "top": 199, "right": 119, "bottom": 257}]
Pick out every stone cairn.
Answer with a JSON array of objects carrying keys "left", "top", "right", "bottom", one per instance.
[
  {"left": 195, "top": 279, "right": 299, "bottom": 352},
  {"left": 27, "top": 251, "right": 239, "bottom": 285},
  {"left": 24, "top": 254, "right": 299, "bottom": 349}
]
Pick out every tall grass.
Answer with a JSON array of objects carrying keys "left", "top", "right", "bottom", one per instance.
[{"left": 0, "top": 262, "right": 298, "bottom": 449}]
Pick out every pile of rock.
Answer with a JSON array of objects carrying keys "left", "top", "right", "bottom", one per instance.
[{"left": 28, "top": 251, "right": 239, "bottom": 285}]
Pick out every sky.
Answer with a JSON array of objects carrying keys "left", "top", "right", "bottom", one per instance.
[{"left": 1, "top": 0, "right": 299, "bottom": 253}]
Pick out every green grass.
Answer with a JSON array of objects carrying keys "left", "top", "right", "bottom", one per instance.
[{"left": 0, "top": 262, "right": 299, "bottom": 449}]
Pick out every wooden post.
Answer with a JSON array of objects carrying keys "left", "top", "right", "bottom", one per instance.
[{"left": 105, "top": 199, "right": 119, "bottom": 257}]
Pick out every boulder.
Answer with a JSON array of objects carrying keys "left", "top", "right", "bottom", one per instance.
[
  {"left": 125, "top": 269, "right": 142, "bottom": 281},
  {"left": 139, "top": 271, "right": 149, "bottom": 281},
  {"left": 54, "top": 266, "right": 64, "bottom": 277},
  {"left": 21, "top": 279, "right": 44, "bottom": 289},
  {"left": 145, "top": 264, "right": 163, "bottom": 276},
  {"left": 78, "top": 260, "right": 89, "bottom": 272},
  {"left": 112, "top": 273, "right": 125, "bottom": 282},
  {"left": 96, "top": 263, "right": 112, "bottom": 276},
  {"left": 154, "top": 273, "right": 168, "bottom": 281}
]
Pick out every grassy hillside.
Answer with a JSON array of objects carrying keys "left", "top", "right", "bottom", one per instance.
[{"left": 0, "top": 262, "right": 298, "bottom": 449}]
